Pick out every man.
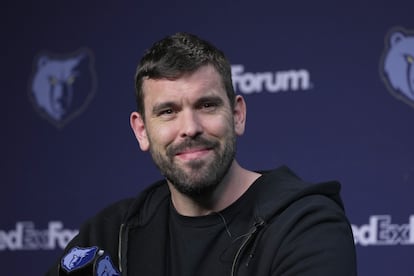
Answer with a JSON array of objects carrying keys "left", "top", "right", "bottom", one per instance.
[{"left": 47, "top": 32, "right": 356, "bottom": 275}]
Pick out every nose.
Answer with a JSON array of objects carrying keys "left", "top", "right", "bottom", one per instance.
[{"left": 179, "top": 109, "right": 203, "bottom": 138}]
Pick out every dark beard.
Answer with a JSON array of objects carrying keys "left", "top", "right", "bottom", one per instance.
[{"left": 149, "top": 134, "right": 236, "bottom": 198}]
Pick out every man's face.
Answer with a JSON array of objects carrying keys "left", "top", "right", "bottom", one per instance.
[{"left": 131, "top": 65, "right": 245, "bottom": 197}]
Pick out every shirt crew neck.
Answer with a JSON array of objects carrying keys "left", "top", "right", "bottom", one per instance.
[{"left": 169, "top": 172, "right": 263, "bottom": 228}]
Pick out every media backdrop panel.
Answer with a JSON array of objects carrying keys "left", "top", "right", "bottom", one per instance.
[{"left": 2, "top": 1, "right": 413, "bottom": 275}]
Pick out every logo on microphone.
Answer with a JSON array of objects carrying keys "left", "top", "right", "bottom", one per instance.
[
  {"left": 96, "top": 255, "right": 120, "bottom": 275},
  {"left": 380, "top": 27, "right": 414, "bottom": 108},
  {"left": 61, "top": 246, "right": 99, "bottom": 273}
]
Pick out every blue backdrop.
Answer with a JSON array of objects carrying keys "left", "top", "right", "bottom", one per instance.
[{"left": 2, "top": 1, "right": 413, "bottom": 275}]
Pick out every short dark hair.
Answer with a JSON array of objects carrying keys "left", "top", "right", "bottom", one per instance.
[{"left": 134, "top": 32, "right": 235, "bottom": 116}]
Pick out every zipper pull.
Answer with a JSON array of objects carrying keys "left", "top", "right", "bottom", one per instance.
[{"left": 245, "top": 217, "right": 265, "bottom": 267}]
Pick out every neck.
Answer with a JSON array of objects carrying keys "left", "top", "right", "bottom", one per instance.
[{"left": 168, "top": 160, "right": 261, "bottom": 216}]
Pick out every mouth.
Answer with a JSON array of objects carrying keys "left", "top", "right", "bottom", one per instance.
[{"left": 175, "top": 147, "right": 213, "bottom": 161}]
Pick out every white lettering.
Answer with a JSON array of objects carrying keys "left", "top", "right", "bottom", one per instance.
[
  {"left": 352, "top": 216, "right": 378, "bottom": 246},
  {"left": 410, "top": 215, "right": 414, "bottom": 243},
  {"left": 48, "top": 221, "right": 78, "bottom": 249},
  {"left": 0, "top": 221, "right": 78, "bottom": 251},
  {"left": 0, "top": 222, "right": 24, "bottom": 250},
  {"left": 351, "top": 215, "right": 414, "bottom": 246},
  {"left": 231, "top": 65, "right": 311, "bottom": 94}
]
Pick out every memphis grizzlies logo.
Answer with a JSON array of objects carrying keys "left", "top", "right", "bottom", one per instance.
[
  {"left": 29, "top": 48, "right": 97, "bottom": 127},
  {"left": 380, "top": 27, "right": 414, "bottom": 108},
  {"left": 95, "top": 255, "right": 120, "bottom": 276},
  {"left": 61, "top": 246, "right": 98, "bottom": 272}
]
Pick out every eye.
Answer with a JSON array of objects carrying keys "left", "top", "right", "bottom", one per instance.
[
  {"left": 67, "top": 75, "right": 76, "bottom": 85},
  {"left": 199, "top": 100, "right": 222, "bottom": 113},
  {"left": 157, "top": 108, "right": 177, "bottom": 118},
  {"left": 202, "top": 102, "right": 216, "bottom": 108},
  {"left": 49, "top": 76, "right": 58, "bottom": 85},
  {"left": 160, "top": 109, "right": 173, "bottom": 115}
]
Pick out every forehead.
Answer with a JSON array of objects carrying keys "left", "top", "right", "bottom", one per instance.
[{"left": 141, "top": 65, "right": 226, "bottom": 106}]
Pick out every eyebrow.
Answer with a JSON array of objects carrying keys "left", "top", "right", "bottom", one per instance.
[{"left": 194, "top": 95, "right": 224, "bottom": 106}]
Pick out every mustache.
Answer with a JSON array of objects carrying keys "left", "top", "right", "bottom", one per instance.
[{"left": 166, "top": 137, "right": 219, "bottom": 157}]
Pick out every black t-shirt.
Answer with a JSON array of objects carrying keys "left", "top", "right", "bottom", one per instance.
[{"left": 168, "top": 180, "right": 260, "bottom": 276}]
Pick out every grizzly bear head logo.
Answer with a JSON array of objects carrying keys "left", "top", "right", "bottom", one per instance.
[
  {"left": 29, "top": 48, "right": 97, "bottom": 127},
  {"left": 380, "top": 27, "right": 414, "bottom": 108}
]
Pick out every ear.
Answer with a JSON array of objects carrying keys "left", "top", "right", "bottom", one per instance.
[
  {"left": 130, "top": 111, "right": 150, "bottom": 151},
  {"left": 233, "top": 95, "right": 246, "bottom": 136}
]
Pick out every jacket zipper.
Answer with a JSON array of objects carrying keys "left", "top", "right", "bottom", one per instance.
[
  {"left": 230, "top": 218, "right": 265, "bottom": 276},
  {"left": 118, "top": 223, "right": 125, "bottom": 274}
]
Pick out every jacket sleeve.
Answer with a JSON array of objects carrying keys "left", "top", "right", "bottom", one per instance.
[{"left": 270, "top": 195, "right": 357, "bottom": 276}]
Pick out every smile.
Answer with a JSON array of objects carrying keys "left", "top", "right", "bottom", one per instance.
[{"left": 175, "top": 147, "right": 212, "bottom": 161}]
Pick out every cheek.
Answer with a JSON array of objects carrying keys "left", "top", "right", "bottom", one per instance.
[
  {"left": 203, "top": 116, "right": 234, "bottom": 137},
  {"left": 147, "top": 124, "right": 177, "bottom": 148}
]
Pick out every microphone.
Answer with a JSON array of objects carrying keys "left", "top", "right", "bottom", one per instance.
[{"left": 58, "top": 246, "right": 120, "bottom": 275}]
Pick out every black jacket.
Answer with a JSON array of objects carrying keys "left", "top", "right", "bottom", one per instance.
[{"left": 47, "top": 166, "right": 357, "bottom": 275}]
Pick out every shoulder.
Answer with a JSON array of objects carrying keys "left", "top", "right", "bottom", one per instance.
[
  {"left": 265, "top": 193, "right": 356, "bottom": 275},
  {"left": 253, "top": 167, "right": 356, "bottom": 274},
  {"left": 254, "top": 166, "right": 354, "bottom": 252},
  {"left": 82, "top": 179, "right": 170, "bottom": 234},
  {"left": 67, "top": 180, "right": 169, "bottom": 246},
  {"left": 254, "top": 166, "right": 344, "bottom": 217},
  {"left": 81, "top": 197, "right": 135, "bottom": 231}
]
